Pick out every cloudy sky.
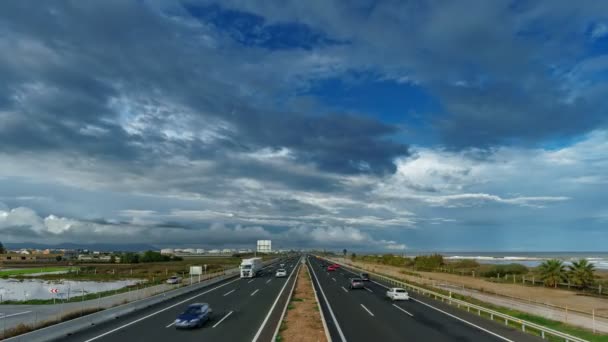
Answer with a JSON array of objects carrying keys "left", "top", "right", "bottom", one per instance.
[{"left": 1, "top": 1, "right": 607, "bottom": 252}]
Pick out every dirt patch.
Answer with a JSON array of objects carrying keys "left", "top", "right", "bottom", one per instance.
[
  {"left": 279, "top": 265, "right": 327, "bottom": 342},
  {"left": 339, "top": 258, "right": 608, "bottom": 317}
]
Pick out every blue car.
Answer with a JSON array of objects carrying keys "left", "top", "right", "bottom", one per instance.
[{"left": 174, "top": 303, "right": 212, "bottom": 329}]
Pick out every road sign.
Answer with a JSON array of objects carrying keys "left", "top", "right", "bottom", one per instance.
[
  {"left": 49, "top": 288, "right": 59, "bottom": 294},
  {"left": 190, "top": 266, "right": 202, "bottom": 275}
]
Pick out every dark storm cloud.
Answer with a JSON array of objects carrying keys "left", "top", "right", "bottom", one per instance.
[
  {"left": 222, "top": 0, "right": 608, "bottom": 147},
  {"left": 0, "top": 1, "right": 408, "bottom": 179}
]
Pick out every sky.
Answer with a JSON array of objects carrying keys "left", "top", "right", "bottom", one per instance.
[{"left": 1, "top": 1, "right": 607, "bottom": 252}]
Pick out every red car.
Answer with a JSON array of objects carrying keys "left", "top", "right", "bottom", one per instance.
[{"left": 327, "top": 264, "right": 340, "bottom": 271}]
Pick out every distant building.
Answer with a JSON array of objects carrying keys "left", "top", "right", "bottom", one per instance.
[
  {"left": 257, "top": 240, "right": 272, "bottom": 254},
  {"left": 208, "top": 249, "right": 220, "bottom": 254},
  {"left": 183, "top": 248, "right": 196, "bottom": 254},
  {"left": 196, "top": 249, "right": 206, "bottom": 254},
  {"left": 160, "top": 248, "right": 174, "bottom": 255}
]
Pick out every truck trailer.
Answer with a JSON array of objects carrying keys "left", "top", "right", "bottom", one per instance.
[{"left": 240, "top": 257, "right": 263, "bottom": 278}]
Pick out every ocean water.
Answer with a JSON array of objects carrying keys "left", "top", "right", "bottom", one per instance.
[{"left": 434, "top": 252, "right": 608, "bottom": 269}]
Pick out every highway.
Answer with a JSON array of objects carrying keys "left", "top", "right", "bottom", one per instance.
[
  {"left": 58, "top": 256, "right": 301, "bottom": 342},
  {"left": 308, "top": 256, "right": 542, "bottom": 342}
]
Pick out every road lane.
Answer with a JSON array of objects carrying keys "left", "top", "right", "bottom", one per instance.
[
  {"left": 308, "top": 256, "right": 542, "bottom": 342},
  {"left": 59, "top": 257, "right": 301, "bottom": 342}
]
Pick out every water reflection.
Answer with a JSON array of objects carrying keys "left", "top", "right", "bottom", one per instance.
[{"left": 0, "top": 278, "right": 141, "bottom": 301}]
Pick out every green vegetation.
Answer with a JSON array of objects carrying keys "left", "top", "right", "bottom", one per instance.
[
  {"left": 0, "top": 267, "right": 71, "bottom": 277},
  {"left": 358, "top": 254, "right": 411, "bottom": 267},
  {"left": 447, "top": 259, "right": 480, "bottom": 270},
  {"left": 118, "top": 250, "right": 183, "bottom": 264},
  {"left": 481, "top": 263, "right": 529, "bottom": 277},
  {"left": 413, "top": 254, "right": 444, "bottom": 271},
  {"left": 538, "top": 259, "right": 568, "bottom": 288},
  {"left": 568, "top": 259, "right": 596, "bottom": 289}
]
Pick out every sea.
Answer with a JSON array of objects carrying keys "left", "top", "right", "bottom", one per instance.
[{"left": 401, "top": 252, "right": 608, "bottom": 270}]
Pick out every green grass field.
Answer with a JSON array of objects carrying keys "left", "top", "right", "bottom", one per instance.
[{"left": 0, "top": 267, "right": 71, "bottom": 277}]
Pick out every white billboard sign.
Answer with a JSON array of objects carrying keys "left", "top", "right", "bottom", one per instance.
[{"left": 190, "top": 266, "right": 202, "bottom": 275}]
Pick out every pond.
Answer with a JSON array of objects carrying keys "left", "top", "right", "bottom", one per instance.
[{"left": 0, "top": 278, "right": 142, "bottom": 301}]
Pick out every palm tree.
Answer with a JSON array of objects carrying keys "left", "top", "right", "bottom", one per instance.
[
  {"left": 568, "top": 259, "right": 596, "bottom": 290},
  {"left": 538, "top": 259, "right": 567, "bottom": 288}
]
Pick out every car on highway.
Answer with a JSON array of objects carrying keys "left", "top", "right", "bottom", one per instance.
[
  {"left": 349, "top": 278, "right": 365, "bottom": 289},
  {"left": 275, "top": 268, "right": 287, "bottom": 277},
  {"left": 174, "top": 303, "right": 212, "bottom": 329},
  {"left": 327, "top": 265, "right": 338, "bottom": 271},
  {"left": 166, "top": 276, "right": 182, "bottom": 284},
  {"left": 360, "top": 273, "right": 370, "bottom": 281},
  {"left": 386, "top": 287, "right": 409, "bottom": 301}
]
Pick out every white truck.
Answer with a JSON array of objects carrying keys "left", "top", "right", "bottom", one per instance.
[{"left": 240, "top": 257, "right": 263, "bottom": 278}]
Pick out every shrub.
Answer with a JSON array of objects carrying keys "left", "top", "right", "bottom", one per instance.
[
  {"left": 448, "top": 259, "right": 480, "bottom": 270},
  {"left": 481, "top": 264, "right": 528, "bottom": 277},
  {"left": 414, "top": 254, "right": 444, "bottom": 271}
]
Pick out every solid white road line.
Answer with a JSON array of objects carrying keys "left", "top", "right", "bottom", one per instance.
[
  {"left": 223, "top": 289, "right": 235, "bottom": 296},
  {"left": 309, "top": 258, "right": 347, "bottom": 342},
  {"left": 248, "top": 279, "right": 255, "bottom": 284},
  {"left": 165, "top": 321, "right": 176, "bottom": 328},
  {"left": 341, "top": 286, "right": 348, "bottom": 293},
  {"left": 83, "top": 277, "right": 240, "bottom": 342},
  {"left": 328, "top": 259, "right": 514, "bottom": 342},
  {"left": 0, "top": 311, "right": 32, "bottom": 319},
  {"left": 411, "top": 298, "right": 515, "bottom": 342},
  {"left": 252, "top": 259, "right": 300, "bottom": 342},
  {"left": 360, "top": 304, "right": 375, "bottom": 317},
  {"left": 251, "top": 289, "right": 259, "bottom": 296},
  {"left": 364, "top": 287, "right": 373, "bottom": 293},
  {"left": 212, "top": 311, "right": 233, "bottom": 328},
  {"left": 392, "top": 304, "right": 414, "bottom": 317}
]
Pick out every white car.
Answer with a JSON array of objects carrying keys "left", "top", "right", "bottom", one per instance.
[
  {"left": 275, "top": 269, "right": 287, "bottom": 278},
  {"left": 166, "top": 276, "right": 182, "bottom": 284},
  {"left": 386, "top": 287, "right": 409, "bottom": 301}
]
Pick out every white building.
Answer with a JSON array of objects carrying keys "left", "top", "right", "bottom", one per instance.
[
  {"left": 196, "top": 249, "right": 206, "bottom": 254},
  {"left": 160, "top": 248, "right": 174, "bottom": 255},
  {"left": 257, "top": 240, "right": 272, "bottom": 253}
]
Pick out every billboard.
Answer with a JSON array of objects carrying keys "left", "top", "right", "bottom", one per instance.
[
  {"left": 257, "top": 240, "right": 272, "bottom": 253},
  {"left": 190, "top": 266, "right": 202, "bottom": 275}
]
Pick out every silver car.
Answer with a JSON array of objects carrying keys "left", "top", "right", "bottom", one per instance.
[{"left": 349, "top": 278, "right": 365, "bottom": 289}]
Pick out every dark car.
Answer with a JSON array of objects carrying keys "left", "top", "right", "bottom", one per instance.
[
  {"left": 174, "top": 303, "right": 212, "bottom": 329},
  {"left": 360, "top": 273, "right": 370, "bottom": 281},
  {"left": 349, "top": 278, "right": 365, "bottom": 289}
]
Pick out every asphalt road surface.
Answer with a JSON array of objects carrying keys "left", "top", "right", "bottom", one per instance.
[
  {"left": 59, "top": 256, "right": 301, "bottom": 342},
  {"left": 308, "top": 256, "right": 542, "bottom": 342}
]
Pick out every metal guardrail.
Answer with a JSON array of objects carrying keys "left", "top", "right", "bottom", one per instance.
[{"left": 325, "top": 258, "right": 588, "bottom": 342}]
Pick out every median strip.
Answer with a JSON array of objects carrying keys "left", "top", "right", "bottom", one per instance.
[{"left": 277, "top": 261, "right": 328, "bottom": 342}]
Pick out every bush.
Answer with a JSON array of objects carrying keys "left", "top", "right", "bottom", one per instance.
[
  {"left": 414, "top": 254, "right": 444, "bottom": 271},
  {"left": 481, "top": 264, "right": 528, "bottom": 277},
  {"left": 448, "top": 259, "right": 480, "bottom": 270}
]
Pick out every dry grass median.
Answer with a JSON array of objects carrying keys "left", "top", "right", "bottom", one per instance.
[{"left": 278, "top": 265, "right": 327, "bottom": 342}]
